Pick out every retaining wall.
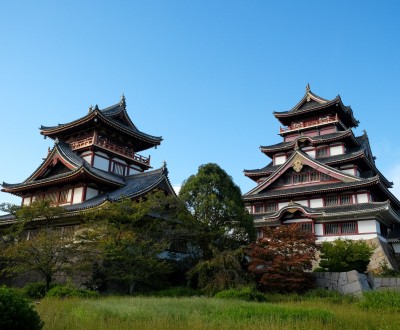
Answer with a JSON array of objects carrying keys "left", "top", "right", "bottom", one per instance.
[{"left": 314, "top": 270, "right": 400, "bottom": 295}]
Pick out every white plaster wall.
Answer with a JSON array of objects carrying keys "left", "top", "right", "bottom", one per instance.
[
  {"left": 392, "top": 243, "right": 400, "bottom": 254},
  {"left": 330, "top": 145, "right": 343, "bottom": 156},
  {"left": 357, "top": 193, "right": 369, "bottom": 203},
  {"left": 82, "top": 155, "right": 92, "bottom": 164},
  {"left": 278, "top": 201, "right": 289, "bottom": 210},
  {"left": 310, "top": 198, "right": 323, "bottom": 208},
  {"left": 341, "top": 168, "right": 355, "bottom": 175},
  {"left": 22, "top": 197, "right": 30, "bottom": 206},
  {"left": 85, "top": 187, "right": 98, "bottom": 201},
  {"left": 315, "top": 223, "right": 324, "bottom": 236},
  {"left": 274, "top": 155, "right": 286, "bottom": 165},
  {"left": 305, "top": 150, "right": 316, "bottom": 158},
  {"left": 358, "top": 220, "right": 377, "bottom": 234},
  {"left": 295, "top": 200, "right": 308, "bottom": 206},
  {"left": 73, "top": 187, "right": 84, "bottom": 204},
  {"left": 93, "top": 155, "right": 109, "bottom": 171}
]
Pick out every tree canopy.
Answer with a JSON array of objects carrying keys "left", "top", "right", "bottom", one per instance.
[
  {"left": 179, "top": 163, "right": 255, "bottom": 253},
  {"left": 248, "top": 224, "right": 317, "bottom": 293}
]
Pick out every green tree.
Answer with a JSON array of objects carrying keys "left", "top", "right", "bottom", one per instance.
[
  {"left": 319, "top": 238, "right": 374, "bottom": 273},
  {"left": 81, "top": 192, "right": 176, "bottom": 294},
  {"left": 247, "top": 224, "right": 318, "bottom": 293},
  {"left": 178, "top": 163, "right": 254, "bottom": 291},
  {"left": 179, "top": 163, "right": 255, "bottom": 255},
  {"left": 1, "top": 201, "right": 79, "bottom": 291},
  {"left": 187, "top": 246, "right": 251, "bottom": 294}
]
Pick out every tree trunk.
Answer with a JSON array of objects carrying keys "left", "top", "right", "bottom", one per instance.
[{"left": 129, "top": 281, "right": 136, "bottom": 295}]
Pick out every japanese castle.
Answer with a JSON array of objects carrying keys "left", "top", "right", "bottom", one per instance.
[
  {"left": 1, "top": 95, "right": 175, "bottom": 224},
  {"left": 243, "top": 85, "right": 400, "bottom": 270}
]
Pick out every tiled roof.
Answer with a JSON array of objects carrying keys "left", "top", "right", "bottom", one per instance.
[
  {"left": 0, "top": 165, "right": 175, "bottom": 225},
  {"left": 243, "top": 176, "right": 379, "bottom": 201},
  {"left": 40, "top": 99, "right": 162, "bottom": 145},
  {"left": 260, "top": 130, "right": 354, "bottom": 152},
  {"left": 313, "top": 201, "right": 391, "bottom": 215},
  {"left": 253, "top": 201, "right": 398, "bottom": 224},
  {"left": 1, "top": 142, "right": 126, "bottom": 192},
  {"left": 64, "top": 165, "right": 174, "bottom": 212},
  {"left": 272, "top": 89, "right": 359, "bottom": 127}
]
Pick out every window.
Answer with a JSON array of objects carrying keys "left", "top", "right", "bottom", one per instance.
[
  {"left": 44, "top": 191, "right": 58, "bottom": 204},
  {"left": 254, "top": 204, "right": 264, "bottom": 213},
  {"left": 113, "top": 162, "right": 126, "bottom": 175},
  {"left": 324, "top": 223, "right": 340, "bottom": 235},
  {"left": 325, "top": 196, "right": 339, "bottom": 206},
  {"left": 323, "top": 221, "right": 357, "bottom": 235},
  {"left": 293, "top": 173, "right": 308, "bottom": 184},
  {"left": 310, "top": 172, "right": 320, "bottom": 181},
  {"left": 316, "top": 148, "right": 328, "bottom": 158},
  {"left": 341, "top": 222, "right": 357, "bottom": 234},
  {"left": 265, "top": 202, "right": 277, "bottom": 212},
  {"left": 283, "top": 176, "right": 292, "bottom": 185},
  {"left": 59, "top": 189, "right": 70, "bottom": 204},
  {"left": 300, "top": 222, "right": 313, "bottom": 233},
  {"left": 341, "top": 195, "right": 352, "bottom": 205}
]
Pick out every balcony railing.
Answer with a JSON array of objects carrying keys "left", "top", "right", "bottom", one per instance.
[
  {"left": 69, "top": 133, "right": 150, "bottom": 166},
  {"left": 280, "top": 114, "right": 338, "bottom": 134}
]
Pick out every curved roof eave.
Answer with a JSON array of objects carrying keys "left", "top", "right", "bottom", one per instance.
[
  {"left": 273, "top": 91, "right": 359, "bottom": 127},
  {"left": 243, "top": 176, "right": 380, "bottom": 202},
  {"left": 40, "top": 106, "right": 162, "bottom": 145}
]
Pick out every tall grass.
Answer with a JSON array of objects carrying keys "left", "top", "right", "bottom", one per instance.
[
  {"left": 35, "top": 294, "right": 400, "bottom": 330},
  {"left": 360, "top": 290, "right": 400, "bottom": 310}
]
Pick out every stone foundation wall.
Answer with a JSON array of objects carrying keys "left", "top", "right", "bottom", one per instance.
[
  {"left": 367, "top": 238, "right": 399, "bottom": 273},
  {"left": 370, "top": 276, "right": 400, "bottom": 291},
  {"left": 314, "top": 270, "right": 400, "bottom": 295},
  {"left": 314, "top": 270, "right": 371, "bottom": 296}
]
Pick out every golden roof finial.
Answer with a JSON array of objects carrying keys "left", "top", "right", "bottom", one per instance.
[{"left": 306, "top": 83, "right": 311, "bottom": 92}]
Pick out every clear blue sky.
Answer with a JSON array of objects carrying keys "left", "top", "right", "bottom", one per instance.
[{"left": 1, "top": 1, "right": 400, "bottom": 207}]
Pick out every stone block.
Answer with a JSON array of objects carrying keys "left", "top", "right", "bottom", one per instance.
[
  {"left": 397, "top": 278, "right": 400, "bottom": 287},
  {"left": 338, "top": 272, "right": 348, "bottom": 286},
  {"left": 331, "top": 272, "right": 339, "bottom": 281},
  {"left": 382, "top": 278, "right": 390, "bottom": 287},
  {"left": 347, "top": 270, "right": 359, "bottom": 283},
  {"left": 341, "top": 281, "right": 362, "bottom": 295},
  {"left": 373, "top": 277, "right": 382, "bottom": 288},
  {"left": 390, "top": 278, "right": 397, "bottom": 287}
]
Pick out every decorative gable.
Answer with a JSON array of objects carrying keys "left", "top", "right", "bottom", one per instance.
[{"left": 245, "top": 151, "right": 360, "bottom": 196}]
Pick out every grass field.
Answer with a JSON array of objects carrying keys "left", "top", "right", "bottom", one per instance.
[{"left": 35, "top": 292, "right": 400, "bottom": 330}]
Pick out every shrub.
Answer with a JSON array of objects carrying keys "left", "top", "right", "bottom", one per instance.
[
  {"left": 47, "top": 285, "right": 99, "bottom": 298},
  {"left": 0, "top": 285, "right": 44, "bottom": 330},
  {"left": 150, "top": 286, "right": 202, "bottom": 297},
  {"left": 215, "top": 286, "right": 266, "bottom": 302},
  {"left": 319, "top": 239, "right": 374, "bottom": 273},
  {"left": 23, "top": 282, "right": 48, "bottom": 300}
]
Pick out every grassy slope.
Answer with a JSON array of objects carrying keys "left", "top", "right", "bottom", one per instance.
[{"left": 36, "top": 295, "right": 399, "bottom": 330}]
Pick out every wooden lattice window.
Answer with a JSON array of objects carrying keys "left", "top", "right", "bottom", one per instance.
[
  {"left": 323, "top": 221, "right": 357, "bottom": 235},
  {"left": 325, "top": 196, "right": 339, "bottom": 206}
]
